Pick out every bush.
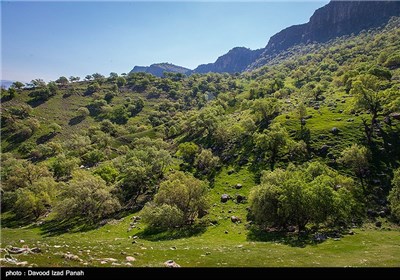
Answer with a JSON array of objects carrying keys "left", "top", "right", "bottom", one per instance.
[
  {"left": 141, "top": 203, "right": 184, "bottom": 229},
  {"left": 249, "top": 162, "right": 359, "bottom": 231},
  {"left": 389, "top": 168, "right": 400, "bottom": 222},
  {"left": 55, "top": 171, "right": 120, "bottom": 223},
  {"left": 77, "top": 107, "right": 90, "bottom": 117},
  {"left": 142, "top": 171, "right": 209, "bottom": 229},
  {"left": 384, "top": 54, "right": 400, "bottom": 68},
  {"left": 14, "top": 177, "right": 57, "bottom": 220}
]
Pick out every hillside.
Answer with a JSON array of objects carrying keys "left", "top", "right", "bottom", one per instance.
[
  {"left": 130, "top": 63, "right": 191, "bottom": 77},
  {"left": 1, "top": 16, "right": 400, "bottom": 268}
]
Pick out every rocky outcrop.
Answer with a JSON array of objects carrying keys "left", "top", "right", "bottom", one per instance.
[{"left": 193, "top": 47, "right": 262, "bottom": 74}]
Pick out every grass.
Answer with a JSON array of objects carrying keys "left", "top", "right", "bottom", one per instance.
[{"left": 1, "top": 167, "right": 399, "bottom": 267}]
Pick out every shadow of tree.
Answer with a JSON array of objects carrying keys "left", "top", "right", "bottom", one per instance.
[
  {"left": 137, "top": 224, "right": 207, "bottom": 241},
  {"left": 68, "top": 116, "right": 84, "bottom": 126},
  {"left": 1, "top": 212, "right": 33, "bottom": 228},
  {"left": 27, "top": 98, "right": 46, "bottom": 108},
  {"left": 245, "top": 226, "right": 350, "bottom": 248},
  {"left": 36, "top": 132, "right": 56, "bottom": 144},
  {"left": 39, "top": 218, "right": 99, "bottom": 237}
]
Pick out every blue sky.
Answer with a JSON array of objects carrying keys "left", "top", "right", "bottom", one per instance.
[{"left": 1, "top": 1, "right": 328, "bottom": 82}]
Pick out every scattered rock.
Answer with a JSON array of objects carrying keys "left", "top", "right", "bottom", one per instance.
[
  {"left": 375, "top": 221, "right": 382, "bottom": 228},
  {"left": 389, "top": 112, "right": 400, "bottom": 120},
  {"left": 333, "top": 238, "right": 341, "bottom": 241},
  {"left": 221, "top": 194, "right": 230, "bottom": 203},
  {"left": 348, "top": 230, "right": 354, "bottom": 235},
  {"left": 228, "top": 209, "right": 232, "bottom": 213},
  {"left": 367, "top": 209, "right": 378, "bottom": 217},
  {"left": 236, "top": 194, "right": 245, "bottom": 203},
  {"left": 231, "top": 216, "right": 241, "bottom": 223},
  {"left": 287, "top": 226, "right": 296, "bottom": 233},
  {"left": 331, "top": 127, "right": 339, "bottom": 135},
  {"left": 164, "top": 260, "right": 180, "bottom": 268},
  {"left": 227, "top": 169, "right": 235, "bottom": 175},
  {"left": 63, "top": 253, "right": 82, "bottom": 262},
  {"left": 347, "top": 118, "right": 354, "bottom": 122},
  {"left": 19, "top": 240, "right": 25, "bottom": 243},
  {"left": 235, "top": 183, "right": 242, "bottom": 189},
  {"left": 379, "top": 211, "right": 386, "bottom": 218},
  {"left": 313, "top": 233, "right": 327, "bottom": 242},
  {"left": 126, "top": 256, "right": 135, "bottom": 262},
  {"left": 100, "top": 261, "right": 107, "bottom": 264},
  {"left": 112, "top": 262, "right": 121, "bottom": 266},
  {"left": 103, "top": 258, "right": 117, "bottom": 262},
  {"left": 224, "top": 231, "right": 229, "bottom": 234},
  {"left": 320, "top": 145, "right": 329, "bottom": 155},
  {"left": 170, "top": 246, "right": 177, "bottom": 250}
]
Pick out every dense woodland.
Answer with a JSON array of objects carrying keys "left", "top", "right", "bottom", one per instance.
[{"left": 1, "top": 18, "right": 400, "bottom": 236}]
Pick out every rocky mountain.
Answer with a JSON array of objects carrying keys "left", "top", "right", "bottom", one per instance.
[
  {"left": 192, "top": 47, "right": 262, "bottom": 74},
  {"left": 130, "top": 1, "right": 400, "bottom": 75},
  {"left": 262, "top": 0, "right": 400, "bottom": 55},
  {"left": 130, "top": 63, "right": 191, "bottom": 77}
]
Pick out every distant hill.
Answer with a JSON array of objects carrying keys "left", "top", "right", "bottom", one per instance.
[
  {"left": 129, "top": 63, "right": 191, "bottom": 77},
  {"left": 1, "top": 80, "right": 15, "bottom": 89},
  {"left": 192, "top": 47, "right": 262, "bottom": 74},
  {"left": 128, "top": 1, "right": 400, "bottom": 75}
]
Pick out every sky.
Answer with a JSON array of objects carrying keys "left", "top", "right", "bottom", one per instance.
[{"left": 1, "top": 1, "right": 329, "bottom": 82}]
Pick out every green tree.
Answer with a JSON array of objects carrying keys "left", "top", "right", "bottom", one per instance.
[
  {"left": 14, "top": 177, "right": 57, "bottom": 220},
  {"left": 86, "top": 82, "right": 101, "bottom": 94},
  {"left": 55, "top": 171, "right": 120, "bottom": 223},
  {"left": 116, "top": 76, "right": 126, "bottom": 87},
  {"left": 11, "top": 81, "right": 25, "bottom": 90},
  {"left": 388, "top": 168, "right": 400, "bottom": 222},
  {"left": 51, "top": 154, "right": 79, "bottom": 180},
  {"left": 252, "top": 98, "right": 280, "bottom": 129},
  {"left": 194, "top": 149, "right": 220, "bottom": 176},
  {"left": 254, "top": 123, "right": 290, "bottom": 170},
  {"left": 77, "top": 107, "right": 90, "bottom": 117},
  {"left": 249, "top": 162, "right": 358, "bottom": 231},
  {"left": 177, "top": 142, "right": 199, "bottom": 165},
  {"left": 142, "top": 171, "right": 209, "bottom": 228},
  {"left": 94, "top": 164, "right": 119, "bottom": 184},
  {"left": 338, "top": 144, "right": 369, "bottom": 192},
  {"left": 350, "top": 74, "right": 388, "bottom": 143},
  {"left": 55, "top": 76, "right": 69, "bottom": 86}
]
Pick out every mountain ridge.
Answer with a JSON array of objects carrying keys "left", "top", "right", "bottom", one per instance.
[{"left": 130, "top": 1, "right": 400, "bottom": 75}]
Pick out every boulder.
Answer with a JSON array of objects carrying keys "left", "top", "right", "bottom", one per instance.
[
  {"left": 220, "top": 194, "right": 230, "bottom": 203},
  {"left": 231, "top": 216, "right": 241, "bottom": 223},
  {"left": 313, "top": 233, "right": 327, "bottom": 242},
  {"left": 126, "top": 256, "right": 136, "bottom": 262},
  {"left": 287, "top": 226, "right": 296, "bottom": 233},
  {"left": 331, "top": 127, "right": 339, "bottom": 135},
  {"left": 164, "top": 260, "right": 181, "bottom": 268},
  {"left": 320, "top": 145, "right": 329, "bottom": 155},
  {"left": 390, "top": 112, "right": 400, "bottom": 120},
  {"left": 236, "top": 194, "right": 245, "bottom": 203}
]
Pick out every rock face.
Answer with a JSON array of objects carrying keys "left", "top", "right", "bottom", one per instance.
[
  {"left": 130, "top": 63, "right": 191, "bottom": 77},
  {"left": 261, "top": 1, "right": 400, "bottom": 55},
  {"left": 193, "top": 47, "right": 262, "bottom": 74}
]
